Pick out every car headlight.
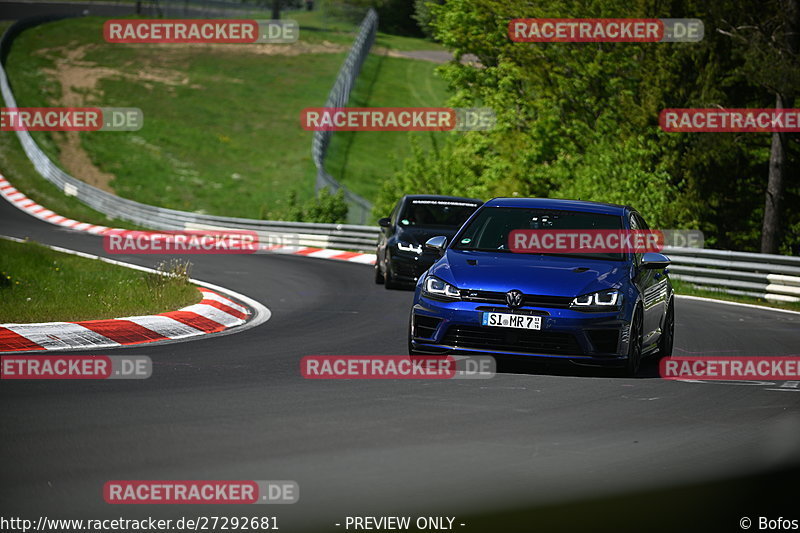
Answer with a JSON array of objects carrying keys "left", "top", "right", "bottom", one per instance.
[
  {"left": 422, "top": 276, "right": 461, "bottom": 300},
  {"left": 396, "top": 241, "right": 423, "bottom": 254},
  {"left": 570, "top": 289, "right": 622, "bottom": 310}
]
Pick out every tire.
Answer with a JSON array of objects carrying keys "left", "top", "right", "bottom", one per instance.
[
  {"left": 374, "top": 261, "right": 384, "bottom": 284},
  {"left": 384, "top": 262, "right": 401, "bottom": 290},
  {"left": 657, "top": 299, "right": 675, "bottom": 358},
  {"left": 621, "top": 309, "right": 643, "bottom": 378}
]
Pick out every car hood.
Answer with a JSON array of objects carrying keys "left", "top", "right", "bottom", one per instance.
[{"left": 429, "top": 249, "right": 628, "bottom": 297}]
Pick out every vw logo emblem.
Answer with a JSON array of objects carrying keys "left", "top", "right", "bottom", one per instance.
[{"left": 506, "top": 289, "right": 523, "bottom": 308}]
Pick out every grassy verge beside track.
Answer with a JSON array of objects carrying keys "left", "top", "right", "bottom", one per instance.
[
  {"left": 325, "top": 49, "right": 450, "bottom": 204},
  {"left": 0, "top": 128, "right": 145, "bottom": 231},
  {"left": 672, "top": 278, "right": 800, "bottom": 312},
  {"left": 0, "top": 239, "right": 200, "bottom": 322},
  {"left": 1, "top": 20, "right": 142, "bottom": 230},
  {"left": 4, "top": 15, "right": 448, "bottom": 222}
]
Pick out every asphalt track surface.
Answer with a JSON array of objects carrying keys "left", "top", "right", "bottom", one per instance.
[{"left": 2, "top": 189, "right": 800, "bottom": 532}]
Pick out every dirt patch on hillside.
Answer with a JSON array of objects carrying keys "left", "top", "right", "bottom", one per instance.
[
  {"left": 36, "top": 43, "right": 207, "bottom": 191},
  {"left": 33, "top": 40, "right": 348, "bottom": 191},
  {"left": 32, "top": 39, "right": 448, "bottom": 191}
]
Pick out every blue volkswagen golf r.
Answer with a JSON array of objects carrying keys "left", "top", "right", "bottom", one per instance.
[{"left": 408, "top": 198, "right": 675, "bottom": 376}]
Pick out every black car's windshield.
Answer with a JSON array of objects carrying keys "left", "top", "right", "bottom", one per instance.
[
  {"left": 398, "top": 199, "right": 480, "bottom": 228},
  {"left": 453, "top": 206, "right": 625, "bottom": 261}
]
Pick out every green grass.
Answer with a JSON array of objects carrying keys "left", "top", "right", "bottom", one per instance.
[
  {"left": 0, "top": 20, "right": 136, "bottom": 229},
  {"left": 374, "top": 32, "right": 447, "bottom": 52},
  {"left": 324, "top": 50, "right": 451, "bottom": 204},
  {"left": 287, "top": 7, "right": 362, "bottom": 34},
  {"left": 0, "top": 124, "right": 146, "bottom": 230},
  {"left": 4, "top": 16, "right": 447, "bottom": 221},
  {"left": 287, "top": 7, "right": 447, "bottom": 51},
  {"left": 671, "top": 278, "right": 800, "bottom": 312},
  {"left": 5, "top": 17, "right": 341, "bottom": 219},
  {"left": 0, "top": 239, "right": 200, "bottom": 323}
]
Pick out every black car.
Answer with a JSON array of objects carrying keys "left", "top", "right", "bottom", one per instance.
[{"left": 375, "top": 195, "right": 482, "bottom": 289}]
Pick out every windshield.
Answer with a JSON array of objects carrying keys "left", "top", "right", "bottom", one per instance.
[
  {"left": 452, "top": 206, "right": 626, "bottom": 261},
  {"left": 398, "top": 199, "right": 480, "bottom": 228}
]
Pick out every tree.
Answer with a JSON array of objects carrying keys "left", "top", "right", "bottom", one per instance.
[
  {"left": 716, "top": 0, "right": 800, "bottom": 253},
  {"left": 380, "top": 0, "right": 799, "bottom": 253}
]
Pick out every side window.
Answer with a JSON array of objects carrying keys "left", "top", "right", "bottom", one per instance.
[{"left": 633, "top": 213, "right": 649, "bottom": 230}]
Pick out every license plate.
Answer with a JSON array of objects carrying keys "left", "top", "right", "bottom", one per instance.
[{"left": 482, "top": 312, "right": 541, "bottom": 330}]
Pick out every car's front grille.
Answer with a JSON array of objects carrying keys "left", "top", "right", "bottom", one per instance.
[
  {"left": 392, "top": 256, "right": 435, "bottom": 280},
  {"left": 475, "top": 306, "right": 549, "bottom": 316},
  {"left": 459, "top": 290, "right": 573, "bottom": 308},
  {"left": 413, "top": 315, "right": 441, "bottom": 339},
  {"left": 392, "top": 260, "right": 419, "bottom": 279},
  {"left": 442, "top": 325, "right": 582, "bottom": 355},
  {"left": 587, "top": 329, "right": 620, "bottom": 354}
]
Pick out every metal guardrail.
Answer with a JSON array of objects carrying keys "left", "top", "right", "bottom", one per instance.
[
  {"left": 0, "top": 16, "right": 381, "bottom": 251},
  {"left": 663, "top": 247, "right": 800, "bottom": 303},
  {"left": 311, "top": 8, "right": 377, "bottom": 225}
]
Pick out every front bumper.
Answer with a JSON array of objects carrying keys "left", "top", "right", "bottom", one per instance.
[
  {"left": 388, "top": 250, "right": 438, "bottom": 284},
  {"left": 410, "top": 296, "right": 631, "bottom": 366}
]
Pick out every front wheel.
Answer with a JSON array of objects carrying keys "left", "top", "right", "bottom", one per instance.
[
  {"left": 621, "top": 309, "right": 643, "bottom": 377},
  {"left": 657, "top": 299, "right": 675, "bottom": 358},
  {"left": 384, "top": 261, "right": 401, "bottom": 290}
]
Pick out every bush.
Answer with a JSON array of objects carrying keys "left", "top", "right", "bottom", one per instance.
[{"left": 284, "top": 188, "right": 349, "bottom": 223}]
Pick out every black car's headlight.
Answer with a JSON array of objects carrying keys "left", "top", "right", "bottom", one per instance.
[
  {"left": 570, "top": 289, "right": 622, "bottom": 310},
  {"left": 396, "top": 241, "right": 422, "bottom": 254},
  {"left": 422, "top": 276, "right": 461, "bottom": 300}
]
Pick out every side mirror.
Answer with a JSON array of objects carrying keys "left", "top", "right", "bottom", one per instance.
[
  {"left": 378, "top": 217, "right": 391, "bottom": 228},
  {"left": 641, "top": 252, "right": 670, "bottom": 270},
  {"left": 425, "top": 236, "right": 447, "bottom": 256}
]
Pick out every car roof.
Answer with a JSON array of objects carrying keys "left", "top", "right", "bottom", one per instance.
[
  {"left": 402, "top": 194, "right": 483, "bottom": 204},
  {"left": 482, "top": 197, "right": 630, "bottom": 216}
]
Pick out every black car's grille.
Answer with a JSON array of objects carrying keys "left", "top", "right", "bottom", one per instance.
[
  {"left": 393, "top": 260, "right": 419, "bottom": 279},
  {"left": 587, "top": 329, "right": 620, "bottom": 354},
  {"left": 392, "top": 255, "right": 436, "bottom": 279},
  {"left": 442, "top": 325, "right": 582, "bottom": 355},
  {"left": 459, "top": 290, "right": 573, "bottom": 308},
  {"left": 413, "top": 315, "right": 441, "bottom": 339}
]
